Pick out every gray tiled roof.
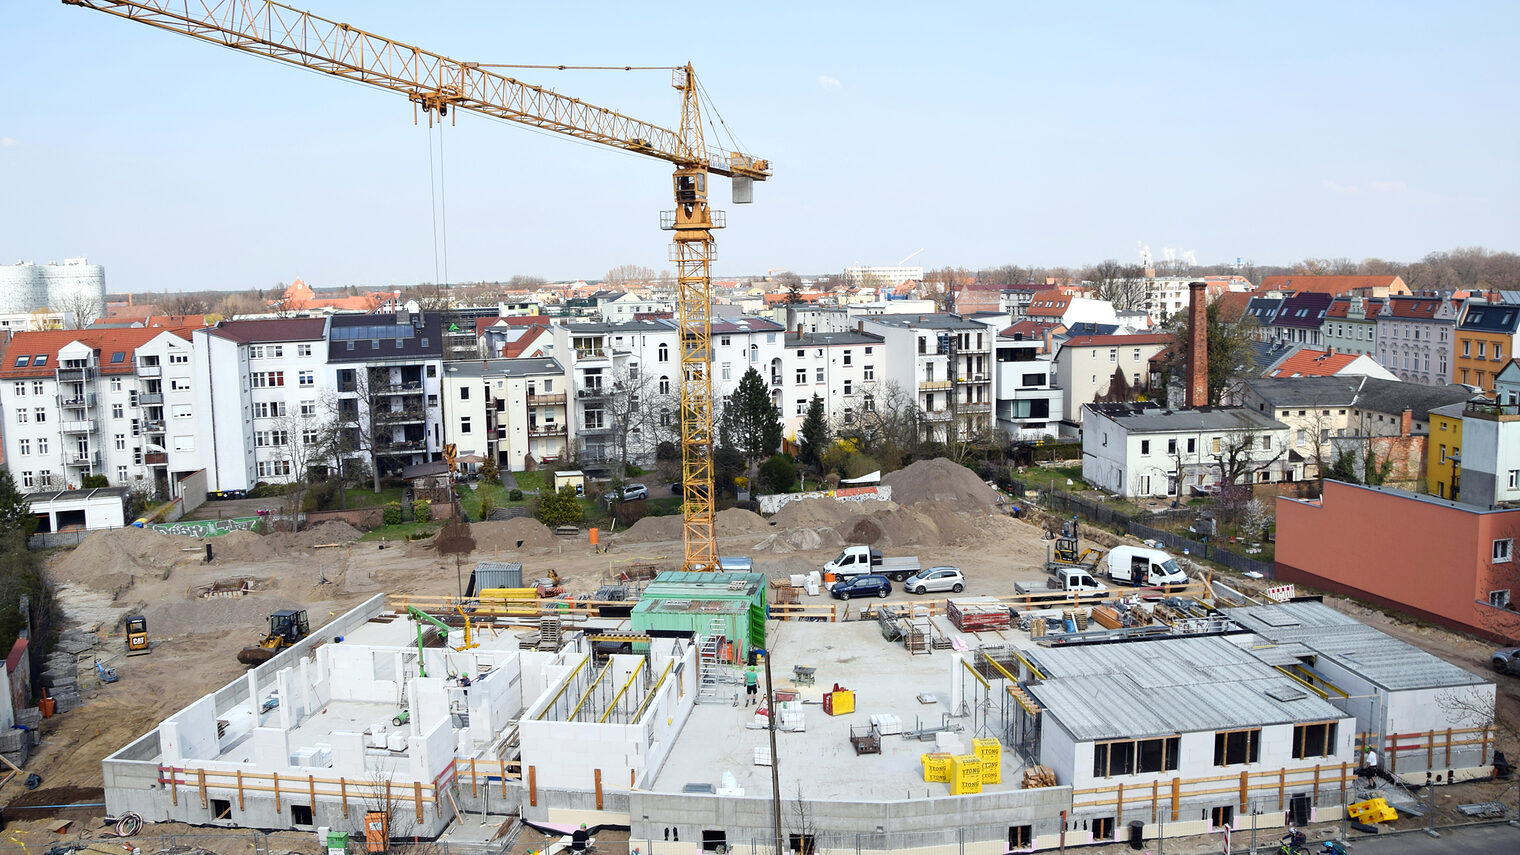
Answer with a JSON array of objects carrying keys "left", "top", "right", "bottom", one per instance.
[
  {"left": 1085, "top": 402, "right": 1287, "bottom": 433},
  {"left": 1243, "top": 376, "right": 1474, "bottom": 420}
]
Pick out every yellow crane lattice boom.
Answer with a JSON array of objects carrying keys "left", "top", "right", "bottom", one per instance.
[{"left": 65, "top": 0, "right": 771, "bottom": 569}]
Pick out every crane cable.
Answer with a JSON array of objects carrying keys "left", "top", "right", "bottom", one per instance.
[{"left": 426, "top": 120, "right": 450, "bottom": 300}]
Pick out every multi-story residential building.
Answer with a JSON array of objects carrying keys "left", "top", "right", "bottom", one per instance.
[
  {"left": 328, "top": 311, "right": 444, "bottom": 480},
  {"left": 992, "top": 328, "right": 1062, "bottom": 440},
  {"left": 193, "top": 318, "right": 332, "bottom": 494},
  {"left": 599, "top": 292, "right": 674, "bottom": 324},
  {"left": 1263, "top": 291, "right": 1333, "bottom": 347},
  {"left": 1241, "top": 296, "right": 1283, "bottom": 338},
  {"left": 1452, "top": 299, "right": 1520, "bottom": 396},
  {"left": 548, "top": 321, "right": 663, "bottom": 464},
  {"left": 859, "top": 315, "right": 994, "bottom": 442},
  {"left": 710, "top": 317, "right": 787, "bottom": 399},
  {"left": 778, "top": 327, "right": 884, "bottom": 438},
  {"left": 1450, "top": 359, "right": 1520, "bottom": 509},
  {"left": 842, "top": 265, "right": 923, "bottom": 289},
  {"left": 1052, "top": 333, "right": 1171, "bottom": 426},
  {"left": 1427, "top": 401, "right": 1465, "bottom": 500},
  {"left": 997, "top": 284, "right": 1045, "bottom": 320},
  {"left": 781, "top": 306, "right": 851, "bottom": 335},
  {"left": 1320, "top": 296, "right": 1384, "bottom": 357},
  {"left": 1081, "top": 402, "right": 1293, "bottom": 498},
  {"left": 1, "top": 326, "right": 202, "bottom": 498},
  {"left": 441, "top": 358, "right": 573, "bottom": 471},
  {"left": 1375, "top": 295, "right": 1460, "bottom": 387}
]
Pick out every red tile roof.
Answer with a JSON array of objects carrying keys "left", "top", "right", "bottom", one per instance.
[
  {"left": 1214, "top": 292, "right": 1254, "bottom": 323},
  {"left": 503, "top": 326, "right": 553, "bottom": 358},
  {"left": 0, "top": 328, "right": 192, "bottom": 379},
  {"left": 1324, "top": 297, "right": 1385, "bottom": 319},
  {"left": 1000, "top": 319, "right": 1058, "bottom": 339},
  {"left": 1267, "top": 349, "right": 1359, "bottom": 378},
  {"left": 1025, "top": 290, "right": 1075, "bottom": 317},
  {"left": 1259, "top": 275, "right": 1408, "bottom": 296},
  {"left": 1382, "top": 296, "right": 1457, "bottom": 319},
  {"left": 475, "top": 316, "right": 549, "bottom": 337},
  {"left": 1060, "top": 334, "right": 1172, "bottom": 348}
]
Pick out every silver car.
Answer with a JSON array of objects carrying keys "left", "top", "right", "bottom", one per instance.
[
  {"left": 1492, "top": 647, "right": 1520, "bottom": 676},
  {"left": 905, "top": 566, "right": 965, "bottom": 595}
]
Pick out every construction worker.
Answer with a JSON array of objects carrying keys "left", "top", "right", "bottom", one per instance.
[
  {"left": 571, "top": 823, "right": 589, "bottom": 853},
  {"left": 745, "top": 664, "right": 759, "bottom": 706},
  {"left": 1360, "top": 746, "right": 1379, "bottom": 784}
]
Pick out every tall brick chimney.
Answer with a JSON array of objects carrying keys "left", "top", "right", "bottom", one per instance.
[{"left": 1186, "top": 281, "right": 1209, "bottom": 408}]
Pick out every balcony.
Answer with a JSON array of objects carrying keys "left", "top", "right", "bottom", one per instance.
[
  {"left": 61, "top": 420, "right": 96, "bottom": 434},
  {"left": 143, "top": 420, "right": 166, "bottom": 434},
  {"left": 920, "top": 380, "right": 952, "bottom": 391},
  {"left": 55, "top": 366, "right": 93, "bottom": 382},
  {"left": 577, "top": 387, "right": 608, "bottom": 400},
  {"left": 1465, "top": 400, "right": 1520, "bottom": 421},
  {"left": 956, "top": 374, "right": 989, "bottom": 385},
  {"left": 135, "top": 364, "right": 162, "bottom": 378},
  {"left": 144, "top": 451, "right": 168, "bottom": 466},
  {"left": 375, "top": 381, "right": 424, "bottom": 396},
  {"left": 526, "top": 393, "right": 567, "bottom": 406},
  {"left": 375, "top": 408, "right": 425, "bottom": 424},
  {"left": 529, "top": 423, "right": 568, "bottom": 437},
  {"left": 58, "top": 393, "right": 96, "bottom": 410},
  {"left": 376, "top": 439, "right": 426, "bottom": 455},
  {"left": 959, "top": 402, "right": 993, "bottom": 414},
  {"left": 66, "top": 452, "right": 101, "bottom": 468},
  {"left": 574, "top": 348, "right": 608, "bottom": 360},
  {"left": 138, "top": 393, "right": 164, "bottom": 405},
  {"left": 580, "top": 422, "right": 610, "bottom": 435}
]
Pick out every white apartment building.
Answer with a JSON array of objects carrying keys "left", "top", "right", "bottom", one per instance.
[
  {"left": 548, "top": 321, "right": 661, "bottom": 465},
  {"left": 778, "top": 327, "right": 884, "bottom": 438},
  {"left": 192, "top": 318, "right": 332, "bottom": 495},
  {"left": 1052, "top": 334, "right": 1172, "bottom": 426},
  {"left": 843, "top": 265, "right": 923, "bottom": 288},
  {"left": 1, "top": 327, "right": 203, "bottom": 499},
  {"left": 993, "top": 330, "right": 1063, "bottom": 441},
  {"left": 858, "top": 314, "right": 994, "bottom": 442},
  {"left": 1081, "top": 402, "right": 1293, "bottom": 498},
  {"left": 441, "top": 358, "right": 574, "bottom": 471},
  {"left": 599, "top": 293, "right": 673, "bottom": 324}
]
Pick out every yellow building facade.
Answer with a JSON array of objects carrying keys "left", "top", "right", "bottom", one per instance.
[{"left": 1426, "top": 402, "right": 1464, "bottom": 499}]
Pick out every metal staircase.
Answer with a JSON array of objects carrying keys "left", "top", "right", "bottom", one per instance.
[{"left": 698, "top": 617, "right": 727, "bottom": 704}]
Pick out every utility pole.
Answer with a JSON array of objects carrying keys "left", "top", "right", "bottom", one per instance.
[{"left": 762, "top": 648, "right": 783, "bottom": 855}]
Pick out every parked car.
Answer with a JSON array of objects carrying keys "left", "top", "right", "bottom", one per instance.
[
  {"left": 1492, "top": 647, "right": 1520, "bottom": 676},
  {"left": 904, "top": 567, "right": 965, "bottom": 595},
  {"left": 830, "top": 574, "right": 892, "bottom": 600},
  {"left": 620, "top": 483, "right": 648, "bottom": 501}
]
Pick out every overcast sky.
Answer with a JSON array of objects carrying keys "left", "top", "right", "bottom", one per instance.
[{"left": 3, "top": 1, "right": 1516, "bottom": 295}]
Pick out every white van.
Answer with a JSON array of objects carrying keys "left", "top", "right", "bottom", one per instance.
[{"left": 1104, "top": 545, "right": 1188, "bottom": 587}]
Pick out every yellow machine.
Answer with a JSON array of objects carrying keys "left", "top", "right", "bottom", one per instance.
[
  {"left": 237, "top": 609, "right": 311, "bottom": 666},
  {"left": 66, "top": 0, "right": 770, "bottom": 572},
  {"left": 124, "top": 614, "right": 149, "bottom": 656}
]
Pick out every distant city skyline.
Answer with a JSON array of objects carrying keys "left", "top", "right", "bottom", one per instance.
[{"left": 3, "top": 1, "right": 1516, "bottom": 294}]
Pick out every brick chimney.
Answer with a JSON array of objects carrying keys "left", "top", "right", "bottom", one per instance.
[
  {"left": 1399, "top": 407, "right": 1413, "bottom": 437},
  {"left": 1186, "top": 281, "right": 1209, "bottom": 408},
  {"left": 857, "top": 320, "right": 864, "bottom": 334}
]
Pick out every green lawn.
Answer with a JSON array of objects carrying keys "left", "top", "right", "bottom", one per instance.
[
  {"left": 512, "top": 470, "right": 548, "bottom": 494},
  {"left": 359, "top": 521, "right": 442, "bottom": 542},
  {"left": 326, "top": 485, "right": 407, "bottom": 510},
  {"left": 1018, "top": 464, "right": 1089, "bottom": 492}
]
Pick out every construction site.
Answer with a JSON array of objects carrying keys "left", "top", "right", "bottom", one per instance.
[{"left": 0, "top": 457, "right": 1506, "bottom": 855}]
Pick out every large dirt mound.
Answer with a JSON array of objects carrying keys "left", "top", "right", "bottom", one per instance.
[
  {"left": 755, "top": 526, "right": 845, "bottom": 554},
  {"left": 472, "top": 518, "right": 556, "bottom": 552},
  {"left": 48, "top": 527, "right": 198, "bottom": 588},
  {"left": 883, "top": 458, "right": 1002, "bottom": 511},
  {"left": 771, "top": 496, "right": 892, "bottom": 530},
  {"left": 716, "top": 507, "right": 770, "bottom": 536},
  {"left": 214, "top": 521, "right": 364, "bottom": 563}
]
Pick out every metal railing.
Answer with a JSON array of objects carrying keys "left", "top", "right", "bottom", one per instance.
[
  {"left": 135, "top": 363, "right": 162, "bottom": 377},
  {"left": 526, "top": 393, "right": 566, "bottom": 405}
]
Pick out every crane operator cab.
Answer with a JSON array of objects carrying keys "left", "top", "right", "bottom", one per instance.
[{"left": 125, "top": 615, "right": 150, "bottom": 656}]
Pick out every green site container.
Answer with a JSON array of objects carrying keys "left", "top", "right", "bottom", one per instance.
[
  {"left": 325, "top": 831, "right": 349, "bottom": 855},
  {"left": 631, "top": 571, "right": 767, "bottom": 657}
]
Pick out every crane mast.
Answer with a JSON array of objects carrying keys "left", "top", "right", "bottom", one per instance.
[{"left": 64, "top": 0, "right": 771, "bottom": 569}]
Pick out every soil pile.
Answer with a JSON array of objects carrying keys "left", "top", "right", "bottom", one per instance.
[
  {"left": 471, "top": 518, "right": 557, "bottom": 552},
  {"left": 883, "top": 458, "right": 1002, "bottom": 512},
  {"left": 616, "top": 514, "right": 685, "bottom": 544},
  {"left": 214, "top": 521, "right": 363, "bottom": 563},
  {"left": 755, "top": 526, "right": 845, "bottom": 554},
  {"left": 715, "top": 508, "right": 770, "bottom": 537},
  {"left": 48, "top": 527, "right": 197, "bottom": 590},
  {"left": 771, "top": 496, "right": 891, "bottom": 530}
]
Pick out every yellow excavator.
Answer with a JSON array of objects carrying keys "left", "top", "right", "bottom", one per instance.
[
  {"left": 237, "top": 609, "right": 311, "bottom": 666},
  {"left": 124, "top": 615, "right": 150, "bottom": 656}
]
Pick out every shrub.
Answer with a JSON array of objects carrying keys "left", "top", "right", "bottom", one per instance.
[
  {"left": 479, "top": 459, "right": 499, "bottom": 483},
  {"left": 758, "top": 455, "right": 798, "bottom": 494},
  {"left": 479, "top": 496, "right": 496, "bottom": 520},
  {"left": 508, "top": 488, "right": 524, "bottom": 501},
  {"left": 625, "top": 463, "right": 644, "bottom": 477},
  {"left": 535, "top": 485, "right": 583, "bottom": 527},
  {"left": 81, "top": 474, "right": 110, "bottom": 489},
  {"left": 412, "top": 499, "right": 432, "bottom": 523},
  {"left": 383, "top": 501, "right": 402, "bottom": 525}
]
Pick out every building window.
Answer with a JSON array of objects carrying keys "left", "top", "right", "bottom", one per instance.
[
  {"left": 117, "top": 465, "right": 129, "bottom": 482},
  {"left": 722, "top": 362, "right": 732, "bottom": 381},
  {"left": 1495, "top": 539, "right": 1514, "bottom": 564},
  {"left": 795, "top": 368, "right": 806, "bottom": 384},
  {"left": 1210, "top": 806, "right": 1234, "bottom": 830},
  {"left": 297, "top": 344, "right": 312, "bottom": 358},
  {"left": 1213, "top": 729, "right": 1261, "bottom": 766},
  {"left": 10, "top": 382, "right": 22, "bottom": 397},
  {"left": 1291, "top": 722, "right": 1338, "bottom": 759},
  {"left": 815, "top": 366, "right": 824, "bottom": 382},
  {"left": 1508, "top": 470, "right": 1519, "bottom": 490},
  {"left": 658, "top": 343, "right": 669, "bottom": 362},
  {"left": 461, "top": 417, "right": 472, "bottom": 434},
  {"left": 1093, "top": 736, "right": 1179, "bottom": 777},
  {"left": 298, "top": 370, "right": 314, "bottom": 387},
  {"left": 251, "top": 371, "right": 285, "bottom": 388},
  {"left": 17, "top": 440, "right": 29, "bottom": 456},
  {"left": 1140, "top": 440, "right": 1150, "bottom": 455},
  {"left": 14, "top": 410, "right": 26, "bottom": 424},
  {"left": 115, "top": 434, "right": 126, "bottom": 451},
  {"left": 34, "top": 407, "right": 45, "bottom": 423},
  {"left": 36, "top": 438, "right": 47, "bottom": 454},
  {"left": 864, "top": 364, "right": 875, "bottom": 381},
  {"left": 702, "top": 830, "right": 727, "bottom": 853},
  {"left": 460, "top": 386, "right": 471, "bottom": 400},
  {"left": 31, "top": 380, "right": 44, "bottom": 395},
  {"left": 300, "top": 400, "right": 317, "bottom": 417},
  {"left": 796, "top": 399, "right": 807, "bottom": 416},
  {"left": 1491, "top": 590, "right": 1512, "bottom": 609},
  {"left": 21, "top": 472, "right": 34, "bottom": 489}
]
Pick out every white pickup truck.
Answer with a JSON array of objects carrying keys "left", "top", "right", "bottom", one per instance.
[
  {"left": 1104, "top": 545, "right": 1189, "bottom": 587},
  {"left": 1015, "top": 566, "right": 1108, "bottom": 595},
  {"left": 823, "top": 545, "right": 921, "bottom": 581}
]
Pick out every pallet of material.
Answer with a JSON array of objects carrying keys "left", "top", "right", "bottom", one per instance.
[
  {"left": 1090, "top": 605, "right": 1123, "bottom": 630},
  {"left": 1021, "top": 765, "right": 1058, "bottom": 788},
  {"left": 947, "top": 597, "right": 1011, "bottom": 632}
]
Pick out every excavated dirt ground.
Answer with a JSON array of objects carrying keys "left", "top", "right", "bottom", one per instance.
[{"left": 13, "top": 458, "right": 1517, "bottom": 851}]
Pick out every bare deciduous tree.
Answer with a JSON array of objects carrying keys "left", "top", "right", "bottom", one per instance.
[
  {"left": 1084, "top": 259, "right": 1149, "bottom": 311},
  {"left": 604, "top": 264, "right": 656, "bottom": 289},
  {"left": 272, "top": 407, "right": 340, "bottom": 528},
  {"left": 1211, "top": 427, "right": 1286, "bottom": 488},
  {"left": 325, "top": 371, "right": 386, "bottom": 494},
  {"left": 56, "top": 289, "right": 104, "bottom": 329},
  {"left": 594, "top": 363, "right": 657, "bottom": 473}
]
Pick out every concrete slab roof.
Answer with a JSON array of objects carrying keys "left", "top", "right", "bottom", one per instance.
[
  {"left": 650, "top": 620, "right": 1024, "bottom": 800},
  {"left": 1223, "top": 601, "right": 1488, "bottom": 692},
  {"left": 1085, "top": 402, "right": 1287, "bottom": 433}
]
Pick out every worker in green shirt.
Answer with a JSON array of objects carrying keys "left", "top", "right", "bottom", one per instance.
[{"left": 745, "top": 665, "right": 758, "bottom": 705}]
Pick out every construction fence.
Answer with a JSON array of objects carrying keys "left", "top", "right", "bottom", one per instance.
[{"left": 1007, "top": 478, "right": 1276, "bottom": 578}]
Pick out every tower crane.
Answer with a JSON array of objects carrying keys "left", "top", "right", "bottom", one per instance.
[{"left": 64, "top": 0, "right": 771, "bottom": 570}]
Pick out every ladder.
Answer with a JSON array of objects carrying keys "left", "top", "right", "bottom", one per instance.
[{"left": 698, "top": 617, "right": 726, "bottom": 704}]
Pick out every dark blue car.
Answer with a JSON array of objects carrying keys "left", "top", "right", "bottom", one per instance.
[{"left": 830, "top": 574, "right": 892, "bottom": 600}]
